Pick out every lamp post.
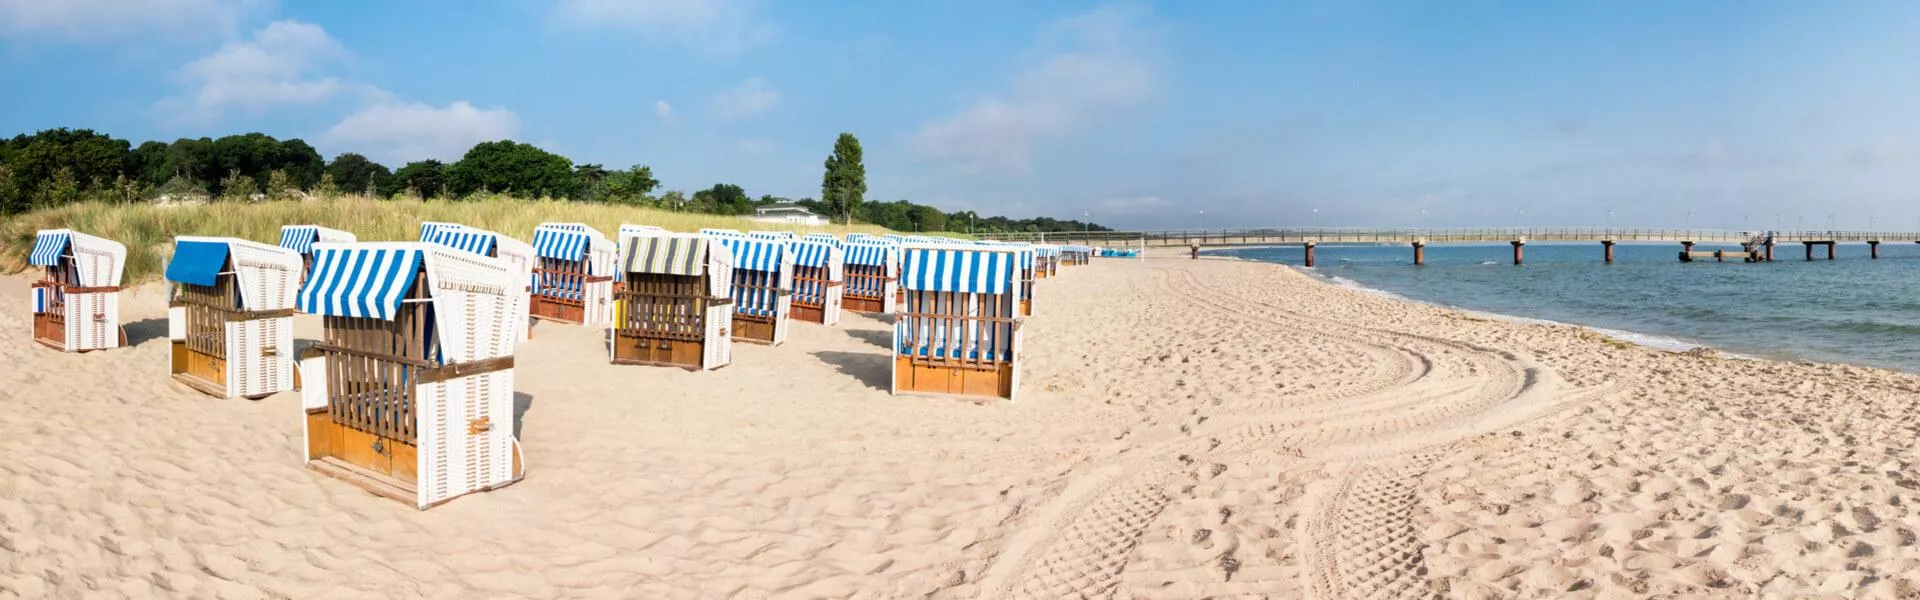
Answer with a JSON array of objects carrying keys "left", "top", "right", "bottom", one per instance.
[{"left": 1312, "top": 207, "right": 1319, "bottom": 229}]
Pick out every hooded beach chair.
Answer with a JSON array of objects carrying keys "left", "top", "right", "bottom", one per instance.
[
  {"left": 893, "top": 244, "right": 1024, "bottom": 401},
  {"left": 748, "top": 230, "right": 797, "bottom": 242},
  {"left": 279, "top": 225, "right": 356, "bottom": 278},
  {"left": 611, "top": 232, "right": 736, "bottom": 370},
  {"left": 29, "top": 229, "right": 127, "bottom": 352},
  {"left": 1061, "top": 245, "right": 1093, "bottom": 266},
  {"left": 704, "top": 233, "right": 794, "bottom": 345},
  {"left": 165, "top": 236, "right": 302, "bottom": 398},
  {"left": 529, "top": 223, "right": 617, "bottom": 326},
  {"left": 296, "top": 242, "right": 526, "bottom": 509},
  {"left": 790, "top": 238, "right": 844, "bottom": 325},
  {"left": 979, "top": 242, "right": 1039, "bottom": 316},
  {"left": 1033, "top": 244, "right": 1061, "bottom": 278},
  {"left": 423, "top": 223, "right": 536, "bottom": 342},
  {"left": 841, "top": 240, "right": 900, "bottom": 314}
]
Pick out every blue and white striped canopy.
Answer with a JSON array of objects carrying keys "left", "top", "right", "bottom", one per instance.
[
  {"left": 279, "top": 226, "right": 320, "bottom": 255},
  {"left": 901, "top": 246, "right": 1016, "bottom": 294},
  {"left": 747, "top": 231, "right": 795, "bottom": 241},
  {"left": 712, "top": 236, "right": 788, "bottom": 272},
  {"left": 298, "top": 246, "right": 424, "bottom": 320},
  {"left": 1062, "top": 244, "right": 1092, "bottom": 253},
  {"left": 847, "top": 233, "right": 884, "bottom": 244},
  {"left": 803, "top": 233, "right": 842, "bottom": 247},
  {"left": 1033, "top": 245, "right": 1061, "bottom": 256},
  {"left": 419, "top": 221, "right": 458, "bottom": 241},
  {"left": 791, "top": 239, "right": 837, "bottom": 268},
  {"left": 29, "top": 230, "right": 69, "bottom": 266},
  {"left": 700, "top": 228, "right": 746, "bottom": 238},
  {"left": 531, "top": 227, "right": 591, "bottom": 260},
  {"left": 544, "top": 223, "right": 589, "bottom": 231},
  {"left": 844, "top": 242, "right": 896, "bottom": 267},
  {"left": 427, "top": 228, "right": 497, "bottom": 256}
]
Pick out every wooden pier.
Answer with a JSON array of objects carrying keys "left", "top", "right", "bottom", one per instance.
[{"left": 981, "top": 228, "right": 1920, "bottom": 265}]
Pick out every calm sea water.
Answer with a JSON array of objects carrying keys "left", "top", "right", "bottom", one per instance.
[{"left": 1220, "top": 242, "right": 1920, "bottom": 374}]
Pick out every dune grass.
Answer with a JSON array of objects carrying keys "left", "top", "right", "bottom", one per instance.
[{"left": 2, "top": 195, "right": 962, "bottom": 282}]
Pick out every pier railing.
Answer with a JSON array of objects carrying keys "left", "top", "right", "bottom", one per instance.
[{"left": 980, "top": 227, "right": 1920, "bottom": 247}]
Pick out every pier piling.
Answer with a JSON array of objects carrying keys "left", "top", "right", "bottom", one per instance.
[
  {"left": 1871, "top": 241, "right": 1880, "bottom": 259},
  {"left": 1765, "top": 242, "right": 1774, "bottom": 261},
  {"left": 1805, "top": 242, "right": 1814, "bottom": 261},
  {"left": 1412, "top": 241, "right": 1426, "bottom": 266},
  {"left": 1511, "top": 240, "right": 1525, "bottom": 265},
  {"left": 1681, "top": 241, "right": 1694, "bottom": 254},
  {"left": 1303, "top": 241, "right": 1316, "bottom": 267},
  {"left": 1602, "top": 240, "right": 1615, "bottom": 264},
  {"left": 1828, "top": 242, "right": 1837, "bottom": 260}
]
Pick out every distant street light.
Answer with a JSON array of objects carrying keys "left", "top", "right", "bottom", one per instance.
[{"left": 1312, "top": 207, "right": 1319, "bottom": 229}]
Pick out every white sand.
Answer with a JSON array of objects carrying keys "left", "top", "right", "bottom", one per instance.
[{"left": 4, "top": 257, "right": 1920, "bottom": 598}]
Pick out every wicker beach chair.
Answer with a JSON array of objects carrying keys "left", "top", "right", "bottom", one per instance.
[
  {"left": 279, "top": 224, "right": 357, "bottom": 278},
  {"left": 790, "top": 238, "right": 844, "bottom": 325},
  {"left": 1032, "top": 244, "right": 1061, "bottom": 278},
  {"left": 702, "top": 232, "right": 793, "bottom": 346},
  {"left": 423, "top": 223, "right": 535, "bottom": 342},
  {"left": 841, "top": 240, "right": 900, "bottom": 314},
  {"left": 529, "top": 223, "right": 617, "bottom": 326},
  {"left": 893, "top": 244, "right": 1025, "bottom": 401},
  {"left": 1061, "top": 244, "right": 1092, "bottom": 266},
  {"left": 29, "top": 229, "right": 127, "bottom": 352},
  {"left": 165, "top": 236, "right": 302, "bottom": 398},
  {"left": 611, "top": 231, "right": 736, "bottom": 370},
  {"left": 296, "top": 242, "right": 525, "bottom": 509}
]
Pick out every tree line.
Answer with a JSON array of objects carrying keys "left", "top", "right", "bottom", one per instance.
[{"left": 0, "top": 128, "right": 1110, "bottom": 233}]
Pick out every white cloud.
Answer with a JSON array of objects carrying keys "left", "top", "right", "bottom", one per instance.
[
  {"left": 0, "top": 0, "right": 268, "bottom": 41},
  {"left": 911, "top": 4, "right": 1161, "bottom": 175},
  {"left": 709, "top": 77, "right": 780, "bottom": 120},
  {"left": 161, "top": 20, "right": 379, "bottom": 123},
  {"left": 551, "top": 0, "right": 775, "bottom": 54},
  {"left": 654, "top": 100, "right": 677, "bottom": 123},
  {"left": 321, "top": 101, "right": 521, "bottom": 165}
]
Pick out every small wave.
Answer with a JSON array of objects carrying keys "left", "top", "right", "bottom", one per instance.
[
  {"left": 1479, "top": 261, "right": 1498, "bottom": 266},
  {"left": 1826, "top": 320, "right": 1920, "bottom": 336}
]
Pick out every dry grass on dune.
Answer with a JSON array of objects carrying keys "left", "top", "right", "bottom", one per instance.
[{"left": 1, "top": 195, "right": 958, "bottom": 282}]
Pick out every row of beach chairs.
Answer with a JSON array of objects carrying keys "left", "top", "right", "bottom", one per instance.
[{"left": 25, "top": 225, "right": 1100, "bottom": 509}]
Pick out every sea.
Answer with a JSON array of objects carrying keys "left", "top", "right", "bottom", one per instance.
[{"left": 1219, "top": 241, "right": 1920, "bottom": 374}]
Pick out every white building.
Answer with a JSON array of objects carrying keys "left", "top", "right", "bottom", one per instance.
[{"left": 748, "top": 202, "right": 829, "bottom": 226}]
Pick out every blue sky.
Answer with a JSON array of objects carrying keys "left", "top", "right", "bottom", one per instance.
[{"left": 5, "top": 1, "right": 1920, "bottom": 231}]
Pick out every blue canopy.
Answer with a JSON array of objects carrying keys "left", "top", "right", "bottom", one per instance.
[
  {"left": 428, "top": 229, "right": 496, "bottom": 256},
  {"left": 298, "top": 246, "right": 423, "bottom": 320},
  {"left": 29, "top": 231, "right": 69, "bottom": 266},
  {"left": 165, "top": 240, "right": 231, "bottom": 287},
  {"left": 710, "top": 235, "right": 787, "bottom": 272},
  {"left": 279, "top": 226, "right": 319, "bottom": 255},
  {"left": 844, "top": 242, "right": 895, "bottom": 267},
  {"left": 792, "top": 239, "right": 836, "bottom": 268}
]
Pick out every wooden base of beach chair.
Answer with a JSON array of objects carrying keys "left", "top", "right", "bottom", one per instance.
[
  {"left": 33, "top": 312, "right": 64, "bottom": 350},
  {"left": 792, "top": 302, "right": 830, "bottom": 324},
  {"left": 732, "top": 315, "right": 779, "bottom": 345},
  {"left": 305, "top": 410, "right": 420, "bottom": 503},
  {"left": 529, "top": 295, "right": 586, "bottom": 325},
  {"left": 1021, "top": 299, "right": 1032, "bottom": 316},
  {"left": 611, "top": 334, "right": 712, "bottom": 371},
  {"left": 893, "top": 356, "right": 1014, "bottom": 400},
  {"left": 844, "top": 295, "right": 887, "bottom": 314},
  {"left": 171, "top": 342, "right": 229, "bottom": 397}
]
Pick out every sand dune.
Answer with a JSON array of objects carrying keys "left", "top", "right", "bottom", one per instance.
[{"left": 5, "top": 257, "right": 1919, "bottom": 598}]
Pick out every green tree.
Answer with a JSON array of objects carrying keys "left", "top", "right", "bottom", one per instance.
[
  {"left": 448, "top": 140, "right": 576, "bottom": 198},
  {"left": 911, "top": 204, "right": 948, "bottom": 232},
  {"left": 604, "top": 164, "right": 660, "bottom": 203},
  {"left": 219, "top": 169, "right": 257, "bottom": 202},
  {"left": 574, "top": 163, "right": 609, "bottom": 201},
  {"left": 314, "top": 172, "right": 341, "bottom": 198},
  {"left": 658, "top": 189, "right": 686, "bottom": 212},
  {"left": 692, "top": 183, "right": 751, "bottom": 215},
  {"left": 820, "top": 132, "right": 867, "bottom": 225},
  {"left": 391, "top": 160, "right": 449, "bottom": 199},
  {"left": 325, "top": 152, "right": 392, "bottom": 198},
  {"left": 266, "top": 169, "right": 297, "bottom": 200},
  {"left": 39, "top": 166, "right": 80, "bottom": 209}
]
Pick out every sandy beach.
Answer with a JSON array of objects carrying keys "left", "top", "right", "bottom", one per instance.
[{"left": 5, "top": 256, "right": 1920, "bottom": 599}]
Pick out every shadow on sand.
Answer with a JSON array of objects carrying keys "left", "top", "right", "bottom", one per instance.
[
  {"left": 812, "top": 350, "right": 890, "bottom": 392},
  {"left": 124, "top": 317, "right": 169, "bottom": 347}
]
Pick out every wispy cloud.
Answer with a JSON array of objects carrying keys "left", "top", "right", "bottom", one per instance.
[
  {"left": 709, "top": 77, "right": 780, "bottom": 120},
  {"left": 321, "top": 101, "right": 521, "bottom": 165},
  {"left": 911, "top": 4, "right": 1162, "bottom": 175},
  {"left": 654, "top": 100, "right": 677, "bottom": 123},
  {"left": 159, "top": 20, "right": 379, "bottom": 123},
  {"left": 0, "top": 0, "right": 269, "bottom": 42},
  {"left": 550, "top": 0, "right": 776, "bottom": 54}
]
